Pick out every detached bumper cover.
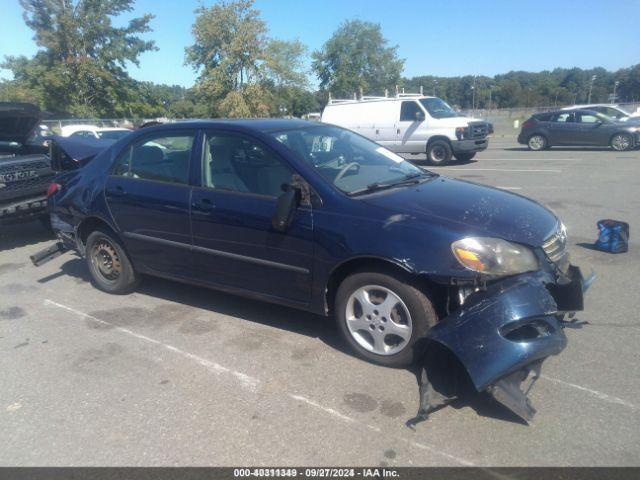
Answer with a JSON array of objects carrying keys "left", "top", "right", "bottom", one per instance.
[{"left": 416, "top": 265, "right": 591, "bottom": 423}]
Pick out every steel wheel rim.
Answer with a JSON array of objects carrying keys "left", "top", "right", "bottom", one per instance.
[
  {"left": 90, "top": 238, "right": 122, "bottom": 283},
  {"left": 612, "top": 134, "right": 630, "bottom": 151},
  {"left": 529, "top": 135, "right": 544, "bottom": 150},
  {"left": 345, "top": 285, "right": 412, "bottom": 356},
  {"left": 431, "top": 145, "right": 447, "bottom": 162}
]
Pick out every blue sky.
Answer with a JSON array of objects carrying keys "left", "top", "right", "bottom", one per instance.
[{"left": 1, "top": 0, "right": 638, "bottom": 87}]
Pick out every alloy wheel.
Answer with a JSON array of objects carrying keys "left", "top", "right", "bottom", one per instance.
[
  {"left": 611, "top": 134, "right": 631, "bottom": 151},
  {"left": 344, "top": 285, "right": 412, "bottom": 356},
  {"left": 528, "top": 135, "right": 545, "bottom": 150}
]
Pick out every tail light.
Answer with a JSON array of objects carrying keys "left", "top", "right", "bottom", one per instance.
[
  {"left": 522, "top": 120, "right": 535, "bottom": 129},
  {"left": 46, "top": 182, "right": 61, "bottom": 199}
]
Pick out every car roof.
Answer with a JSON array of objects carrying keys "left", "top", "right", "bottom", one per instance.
[{"left": 142, "top": 118, "right": 319, "bottom": 134}]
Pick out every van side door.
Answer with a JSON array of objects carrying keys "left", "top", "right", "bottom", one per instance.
[{"left": 396, "top": 101, "right": 426, "bottom": 154}]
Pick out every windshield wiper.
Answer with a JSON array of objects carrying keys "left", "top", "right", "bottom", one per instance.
[{"left": 348, "top": 171, "right": 435, "bottom": 196}]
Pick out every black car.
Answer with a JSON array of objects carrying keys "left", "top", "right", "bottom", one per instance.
[
  {"left": 0, "top": 103, "right": 54, "bottom": 225},
  {"left": 518, "top": 108, "right": 640, "bottom": 151},
  {"left": 36, "top": 119, "right": 592, "bottom": 421}
]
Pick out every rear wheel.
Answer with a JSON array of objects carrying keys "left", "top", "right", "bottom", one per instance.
[
  {"left": 426, "top": 140, "right": 453, "bottom": 165},
  {"left": 335, "top": 270, "right": 437, "bottom": 367},
  {"left": 610, "top": 133, "right": 633, "bottom": 151},
  {"left": 527, "top": 134, "right": 547, "bottom": 151},
  {"left": 85, "top": 228, "right": 139, "bottom": 294},
  {"left": 453, "top": 152, "right": 476, "bottom": 162}
]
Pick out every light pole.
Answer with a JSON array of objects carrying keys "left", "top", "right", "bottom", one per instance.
[
  {"left": 471, "top": 76, "right": 476, "bottom": 115},
  {"left": 487, "top": 85, "right": 493, "bottom": 113},
  {"left": 433, "top": 79, "right": 438, "bottom": 96},
  {"left": 587, "top": 75, "right": 597, "bottom": 103},
  {"left": 612, "top": 81, "right": 620, "bottom": 103}
]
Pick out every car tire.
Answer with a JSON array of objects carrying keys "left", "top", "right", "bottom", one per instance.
[
  {"left": 610, "top": 133, "right": 633, "bottom": 151},
  {"left": 85, "top": 227, "right": 140, "bottom": 294},
  {"left": 453, "top": 152, "right": 476, "bottom": 162},
  {"left": 527, "top": 134, "right": 547, "bottom": 151},
  {"left": 426, "top": 140, "right": 453, "bottom": 165},
  {"left": 335, "top": 269, "right": 438, "bottom": 367}
]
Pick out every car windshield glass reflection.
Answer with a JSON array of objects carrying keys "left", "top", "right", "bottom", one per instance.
[
  {"left": 419, "top": 98, "right": 459, "bottom": 118},
  {"left": 270, "top": 125, "right": 430, "bottom": 195}
]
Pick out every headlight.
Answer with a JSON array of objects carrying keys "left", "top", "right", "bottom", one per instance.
[{"left": 451, "top": 237, "right": 539, "bottom": 276}]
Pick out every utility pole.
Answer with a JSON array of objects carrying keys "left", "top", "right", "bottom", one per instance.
[
  {"left": 587, "top": 75, "right": 597, "bottom": 103},
  {"left": 612, "top": 81, "right": 619, "bottom": 103}
]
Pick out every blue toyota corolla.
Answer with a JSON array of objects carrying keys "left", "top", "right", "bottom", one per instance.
[{"left": 36, "top": 119, "right": 591, "bottom": 421}]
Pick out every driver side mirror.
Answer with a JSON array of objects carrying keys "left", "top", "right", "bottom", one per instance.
[
  {"left": 415, "top": 111, "right": 425, "bottom": 122},
  {"left": 272, "top": 185, "right": 301, "bottom": 232}
]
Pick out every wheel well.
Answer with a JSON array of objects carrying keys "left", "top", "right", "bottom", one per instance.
[
  {"left": 426, "top": 136, "right": 451, "bottom": 151},
  {"left": 324, "top": 257, "right": 447, "bottom": 317},
  {"left": 77, "top": 217, "right": 116, "bottom": 246}
]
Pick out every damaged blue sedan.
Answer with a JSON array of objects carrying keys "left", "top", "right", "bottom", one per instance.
[{"left": 33, "top": 119, "right": 592, "bottom": 421}]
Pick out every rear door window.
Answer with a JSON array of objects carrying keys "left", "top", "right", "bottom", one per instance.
[{"left": 113, "top": 132, "right": 195, "bottom": 184}]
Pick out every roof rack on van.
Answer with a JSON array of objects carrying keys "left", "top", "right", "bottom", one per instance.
[{"left": 327, "top": 86, "right": 430, "bottom": 105}]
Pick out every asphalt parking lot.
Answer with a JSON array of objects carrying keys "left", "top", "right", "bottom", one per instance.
[{"left": 1, "top": 139, "right": 639, "bottom": 467}]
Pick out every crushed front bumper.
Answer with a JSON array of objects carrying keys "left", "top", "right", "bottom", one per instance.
[{"left": 420, "top": 265, "right": 593, "bottom": 422}]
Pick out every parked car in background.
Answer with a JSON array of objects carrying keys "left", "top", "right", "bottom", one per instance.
[
  {"left": 518, "top": 108, "right": 640, "bottom": 151},
  {"left": 36, "top": 119, "right": 590, "bottom": 421},
  {"left": 322, "top": 94, "right": 492, "bottom": 165},
  {"left": 0, "top": 102, "right": 54, "bottom": 226},
  {"left": 60, "top": 124, "right": 132, "bottom": 141},
  {"left": 562, "top": 104, "right": 640, "bottom": 122}
]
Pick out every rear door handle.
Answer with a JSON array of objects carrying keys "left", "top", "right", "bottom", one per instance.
[
  {"left": 193, "top": 197, "right": 214, "bottom": 212},
  {"left": 109, "top": 185, "right": 126, "bottom": 197}
]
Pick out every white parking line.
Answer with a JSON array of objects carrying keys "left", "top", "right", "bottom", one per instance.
[
  {"left": 438, "top": 168, "right": 562, "bottom": 173},
  {"left": 44, "top": 298, "right": 475, "bottom": 466},
  {"left": 43, "top": 299, "right": 262, "bottom": 391},
  {"left": 541, "top": 374, "right": 637, "bottom": 410}
]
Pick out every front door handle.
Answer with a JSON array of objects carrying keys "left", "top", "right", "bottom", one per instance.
[
  {"left": 193, "top": 197, "right": 214, "bottom": 212},
  {"left": 397, "top": 129, "right": 401, "bottom": 135}
]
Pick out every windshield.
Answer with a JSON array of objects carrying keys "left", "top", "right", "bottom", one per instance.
[
  {"left": 419, "top": 98, "right": 458, "bottom": 119},
  {"left": 98, "top": 130, "right": 131, "bottom": 140},
  {"left": 270, "top": 125, "right": 426, "bottom": 194}
]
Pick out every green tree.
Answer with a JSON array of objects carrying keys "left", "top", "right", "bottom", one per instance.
[
  {"left": 312, "top": 20, "right": 404, "bottom": 98},
  {"left": 2, "top": 0, "right": 156, "bottom": 117}
]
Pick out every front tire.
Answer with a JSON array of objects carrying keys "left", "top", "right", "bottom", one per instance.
[
  {"left": 85, "top": 227, "right": 139, "bottom": 294},
  {"left": 335, "top": 270, "right": 437, "bottom": 367},
  {"left": 610, "top": 133, "right": 633, "bottom": 151},
  {"left": 527, "top": 134, "right": 547, "bottom": 151},
  {"left": 426, "top": 140, "right": 453, "bottom": 165},
  {"left": 453, "top": 152, "right": 476, "bottom": 162}
]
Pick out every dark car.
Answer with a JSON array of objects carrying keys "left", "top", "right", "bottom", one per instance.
[
  {"left": 0, "top": 102, "right": 54, "bottom": 226},
  {"left": 518, "top": 108, "right": 640, "bottom": 151},
  {"left": 38, "top": 120, "right": 591, "bottom": 421}
]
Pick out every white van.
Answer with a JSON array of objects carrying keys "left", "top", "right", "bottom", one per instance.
[{"left": 321, "top": 94, "right": 492, "bottom": 165}]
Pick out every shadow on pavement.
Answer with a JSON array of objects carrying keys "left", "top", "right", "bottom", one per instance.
[{"left": 0, "top": 220, "right": 54, "bottom": 252}]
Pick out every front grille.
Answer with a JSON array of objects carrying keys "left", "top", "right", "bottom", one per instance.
[
  {"left": 0, "top": 159, "right": 49, "bottom": 174},
  {"left": 542, "top": 227, "right": 567, "bottom": 263},
  {"left": 469, "top": 123, "right": 489, "bottom": 138}
]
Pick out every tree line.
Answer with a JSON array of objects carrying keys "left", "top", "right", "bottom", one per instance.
[{"left": 1, "top": 0, "right": 639, "bottom": 119}]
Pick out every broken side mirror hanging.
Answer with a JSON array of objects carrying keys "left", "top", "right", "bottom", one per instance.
[{"left": 272, "top": 185, "right": 300, "bottom": 232}]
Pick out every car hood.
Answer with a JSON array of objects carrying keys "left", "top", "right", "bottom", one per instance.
[
  {"left": 0, "top": 102, "right": 41, "bottom": 144},
  {"left": 360, "top": 176, "right": 559, "bottom": 246}
]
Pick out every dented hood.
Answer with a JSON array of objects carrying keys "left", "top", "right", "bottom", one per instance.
[{"left": 361, "top": 176, "right": 559, "bottom": 246}]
